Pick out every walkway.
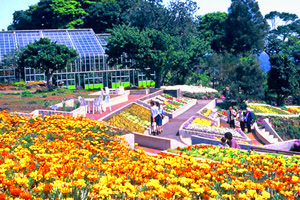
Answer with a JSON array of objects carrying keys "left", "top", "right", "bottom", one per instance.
[
  {"left": 220, "top": 122, "right": 261, "bottom": 145},
  {"left": 159, "top": 100, "right": 210, "bottom": 140},
  {"left": 86, "top": 94, "right": 146, "bottom": 121}
]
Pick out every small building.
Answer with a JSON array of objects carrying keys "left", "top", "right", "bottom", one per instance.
[{"left": 0, "top": 29, "right": 155, "bottom": 89}]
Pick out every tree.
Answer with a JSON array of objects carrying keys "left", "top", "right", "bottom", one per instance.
[
  {"left": 223, "top": 0, "right": 269, "bottom": 55},
  {"left": 107, "top": 25, "right": 174, "bottom": 88},
  {"left": 122, "top": 0, "right": 169, "bottom": 31},
  {"left": 265, "top": 11, "right": 299, "bottom": 56},
  {"left": 18, "top": 38, "right": 78, "bottom": 89},
  {"left": 84, "top": 1, "right": 122, "bottom": 33},
  {"left": 268, "top": 54, "right": 299, "bottom": 106},
  {"left": 197, "top": 12, "right": 228, "bottom": 52},
  {"left": 168, "top": 35, "right": 209, "bottom": 84},
  {"left": 231, "top": 56, "right": 266, "bottom": 103}
]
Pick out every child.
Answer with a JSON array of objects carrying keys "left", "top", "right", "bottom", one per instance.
[
  {"left": 224, "top": 132, "right": 240, "bottom": 149},
  {"left": 150, "top": 101, "right": 159, "bottom": 135},
  {"left": 219, "top": 137, "right": 229, "bottom": 147}
]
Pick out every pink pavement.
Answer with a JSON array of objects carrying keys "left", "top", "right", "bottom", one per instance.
[{"left": 86, "top": 94, "right": 146, "bottom": 121}]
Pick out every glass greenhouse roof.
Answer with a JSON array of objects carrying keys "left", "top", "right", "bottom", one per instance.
[
  {"left": 96, "top": 34, "right": 110, "bottom": 52},
  {"left": 0, "top": 29, "right": 105, "bottom": 61}
]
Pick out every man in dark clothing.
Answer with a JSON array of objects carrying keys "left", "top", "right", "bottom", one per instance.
[{"left": 245, "top": 107, "right": 254, "bottom": 133}]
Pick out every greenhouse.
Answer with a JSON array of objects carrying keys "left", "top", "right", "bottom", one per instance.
[{"left": 0, "top": 29, "right": 155, "bottom": 89}]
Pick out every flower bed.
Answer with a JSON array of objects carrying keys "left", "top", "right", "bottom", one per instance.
[
  {"left": 200, "top": 108, "right": 219, "bottom": 121},
  {"left": 248, "top": 104, "right": 290, "bottom": 115},
  {"left": 106, "top": 104, "right": 151, "bottom": 133},
  {"left": 145, "top": 94, "right": 193, "bottom": 113},
  {"left": 169, "top": 144, "right": 300, "bottom": 164},
  {"left": 0, "top": 112, "right": 300, "bottom": 199},
  {"left": 286, "top": 106, "right": 300, "bottom": 114},
  {"left": 182, "top": 116, "right": 248, "bottom": 141}
]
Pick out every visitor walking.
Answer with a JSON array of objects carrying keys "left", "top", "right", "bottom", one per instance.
[
  {"left": 237, "top": 108, "right": 246, "bottom": 132},
  {"left": 150, "top": 101, "right": 159, "bottom": 135},
  {"left": 224, "top": 132, "right": 240, "bottom": 149},
  {"left": 245, "top": 107, "right": 254, "bottom": 133},
  {"left": 156, "top": 101, "right": 164, "bottom": 134},
  {"left": 228, "top": 106, "right": 236, "bottom": 128}
]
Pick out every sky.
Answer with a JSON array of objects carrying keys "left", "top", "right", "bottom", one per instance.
[{"left": 1, "top": 0, "right": 300, "bottom": 31}]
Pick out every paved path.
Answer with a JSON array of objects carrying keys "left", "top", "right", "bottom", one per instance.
[
  {"left": 159, "top": 100, "right": 210, "bottom": 141},
  {"left": 86, "top": 94, "right": 146, "bottom": 121}
]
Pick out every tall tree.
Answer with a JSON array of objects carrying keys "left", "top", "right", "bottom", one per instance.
[
  {"left": 18, "top": 38, "right": 78, "bottom": 89},
  {"left": 122, "top": 0, "right": 169, "bottom": 31},
  {"left": 231, "top": 56, "right": 266, "bottom": 103},
  {"left": 223, "top": 0, "right": 269, "bottom": 55},
  {"left": 107, "top": 25, "right": 175, "bottom": 88},
  {"left": 197, "top": 12, "right": 228, "bottom": 52},
  {"left": 268, "top": 54, "right": 299, "bottom": 106},
  {"left": 84, "top": 1, "right": 122, "bottom": 33},
  {"left": 8, "top": 0, "right": 118, "bottom": 30}
]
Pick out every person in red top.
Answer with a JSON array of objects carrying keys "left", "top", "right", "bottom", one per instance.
[{"left": 225, "top": 132, "right": 240, "bottom": 149}]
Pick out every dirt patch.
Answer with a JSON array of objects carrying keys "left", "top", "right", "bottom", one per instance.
[{"left": 0, "top": 90, "right": 92, "bottom": 113}]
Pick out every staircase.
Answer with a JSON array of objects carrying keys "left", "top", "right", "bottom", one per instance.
[{"left": 253, "top": 123, "right": 281, "bottom": 145}]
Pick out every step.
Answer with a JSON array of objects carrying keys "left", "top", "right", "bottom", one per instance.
[{"left": 272, "top": 138, "right": 279, "bottom": 144}]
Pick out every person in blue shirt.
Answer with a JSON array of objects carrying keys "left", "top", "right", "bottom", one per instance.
[
  {"left": 245, "top": 107, "right": 254, "bottom": 133},
  {"left": 150, "top": 101, "right": 159, "bottom": 135},
  {"left": 156, "top": 101, "right": 164, "bottom": 134}
]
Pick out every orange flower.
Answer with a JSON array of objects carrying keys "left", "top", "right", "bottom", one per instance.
[
  {"left": 0, "top": 193, "right": 7, "bottom": 200},
  {"left": 9, "top": 187, "right": 22, "bottom": 197},
  {"left": 19, "top": 192, "right": 33, "bottom": 200}
]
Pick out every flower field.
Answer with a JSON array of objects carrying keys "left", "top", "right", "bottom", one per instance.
[
  {"left": 183, "top": 116, "right": 248, "bottom": 141},
  {"left": 0, "top": 111, "right": 300, "bottom": 199},
  {"left": 106, "top": 104, "right": 151, "bottom": 133},
  {"left": 168, "top": 144, "right": 300, "bottom": 199},
  {"left": 146, "top": 94, "right": 192, "bottom": 113},
  {"left": 247, "top": 104, "right": 290, "bottom": 115}
]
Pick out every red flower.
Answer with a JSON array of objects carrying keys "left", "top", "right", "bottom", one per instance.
[
  {"left": 0, "top": 193, "right": 7, "bottom": 200},
  {"left": 9, "top": 187, "right": 22, "bottom": 197}
]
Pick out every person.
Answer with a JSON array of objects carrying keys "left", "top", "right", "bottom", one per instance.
[
  {"left": 150, "top": 101, "right": 159, "bottom": 135},
  {"left": 228, "top": 106, "right": 236, "bottom": 128},
  {"left": 156, "top": 101, "right": 164, "bottom": 134},
  {"left": 245, "top": 107, "right": 254, "bottom": 133},
  {"left": 224, "top": 132, "right": 240, "bottom": 149},
  {"left": 219, "top": 137, "right": 229, "bottom": 147},
  {"left": 237, "top": 108, "right": 246, "bottom": 132}
]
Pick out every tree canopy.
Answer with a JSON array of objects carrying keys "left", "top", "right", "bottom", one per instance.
[
  {"left": 6, "top": 0, "right": 300, "bottom": 105},
  {"left": 18, "top": 38, "right": 78, "bottom": 89},
  {"left": 222, "top": 0, "right": 269, "bottom": 55}
]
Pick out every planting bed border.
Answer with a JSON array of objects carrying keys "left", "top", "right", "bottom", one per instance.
[
  {"left": 101, "top": 102, "right": 169, "bottom": 135},
  {"left": 197, "top": 99, "right": 220, "bottom": 126},
  {"left": 136, "top": 93, "right": 197, "bottom": 119},
  {"left": 247, "top": 103, "right": 298, "bottom": 117},
  {"left": 178, "top": 115, "right": 251, "bottom": 146}
]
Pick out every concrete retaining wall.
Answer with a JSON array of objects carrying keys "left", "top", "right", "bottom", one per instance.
[{"left": 133, "top": 132, "right": 185, "bottom": 150}]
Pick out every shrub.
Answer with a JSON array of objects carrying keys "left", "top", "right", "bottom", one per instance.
[
  {"left": 12, "top": 81, "right": 26, "bottom": 86},
  {"left": 21, "top": 90, "right": 33, "bottom": 97}
]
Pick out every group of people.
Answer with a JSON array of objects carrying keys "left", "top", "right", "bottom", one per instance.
[
  {"left": 150, "top": 101, "right": 164, "bottom": 135},
  {"left": 228, "top": 106, "right": 254, "bottom": 133}
]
